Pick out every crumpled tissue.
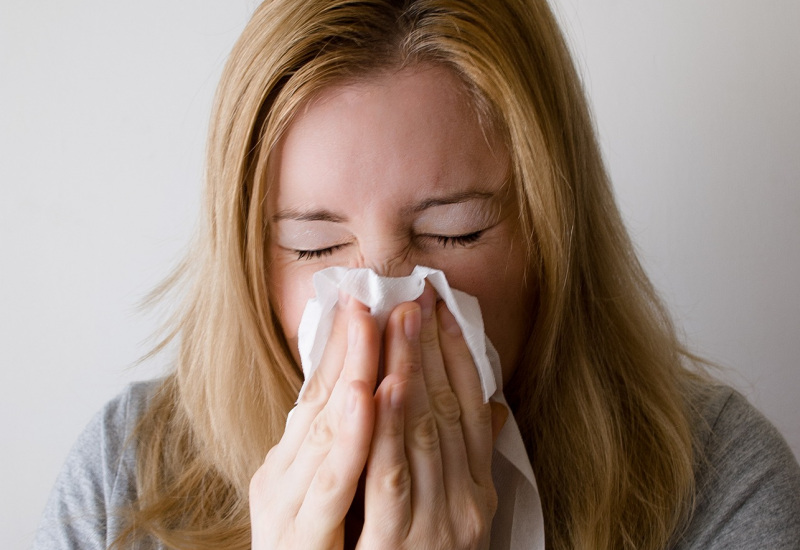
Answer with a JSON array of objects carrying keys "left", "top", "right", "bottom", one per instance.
[{"left": 295, "top": 265, "right": 545, "bottom": 550}]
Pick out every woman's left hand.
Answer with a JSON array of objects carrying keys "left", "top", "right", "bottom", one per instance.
[{"left": 356, "top": 284, "right": 501, "bottom": 549}]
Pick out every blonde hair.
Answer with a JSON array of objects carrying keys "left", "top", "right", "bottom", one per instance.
[{"left": 119, "top": 1, "right": 700, "bottom": 548}]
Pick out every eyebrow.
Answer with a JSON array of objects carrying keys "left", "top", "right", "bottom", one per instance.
[
  {"left": 272, "top": 209, "right": 346, "bottom": 223},
  {"left": 271, "top": 190, "right": 495, "bottom": 223},
  {"left": 404, "top": 191, "right": 494, "bottom": 214}
]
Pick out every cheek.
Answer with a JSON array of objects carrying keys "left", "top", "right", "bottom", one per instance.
[
  {"left": 267, "top": 252, "right": 318, "bottom": 358},
  {"left": 437, "top": 238, "right": 531, "bottom": 384},
  {"left": 462, "top": 276, "right": 529, "bottom": 379},
  {"left": 480, "top": 284, "right": 530, "bottom": 385}
]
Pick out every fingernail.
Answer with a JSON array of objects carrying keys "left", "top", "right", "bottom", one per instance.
[
  {"left": 418, "top": 286, "right": 434, "bottom": 319},
  {"left": 438, "top": 303, "right": 462, "bottom": 336},
  {"left": 403, "top": 306, "right": 421, "bottom": 342},
  {"left": 339, "top": 289, "right": 351, "bottom": 306},
  {"left": 348, "top": 317, "right": 359, "bottom": 348}
]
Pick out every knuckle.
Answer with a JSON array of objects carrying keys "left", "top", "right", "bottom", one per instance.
[
  {"left": 298, "top": 374, "right": 330, "bottom": 409},
  {"left": 429, "top": 387, "right": 462, "bottom": 424},
  {"left": 249, "top": 463, "right": 270, "bottom": 501},
  {"left": 312, "top": 464, "right": 339, "bottom": 496},
  {"left": 381, "top": 462, "right": 411, "bottom": 497},
  {"left": 419, "top": 324, "right": 440, "bottom": 349},
  {"left": 307, "top": 415, "right": 334, "bottom": 448},
  {"left": 455, "top": 499, "right": 491, "bottom": 547},
  {"left": 412, "top": 412, "right": 440, "bottom": 452}
]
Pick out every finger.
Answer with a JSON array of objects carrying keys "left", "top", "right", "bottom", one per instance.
[
  {"left": 361, "top": 374, "right": 410, "bottom": 544},
  {"left": 383, "top": 301, "right": 444, "bottom": 510},
  {"left": 284, "top": 308, "right": 380, "bottom": 485},
  {"left": 296, "top": 380, "right": 375, "bottom": 535},
  {"left": 301, "top": 291, "right": 358, "bottom": 406},
  {"left": 437, "top": 301, "right": 494, "bottom": 486},
  {"left": 281, "top": 292, "right": 356, "bottom": 431},
  {"left": 277, "top": 296, "right": 376, "bottom": 466},
  {"left": 416, "top": 287, "right": 473, "bottom": 490},
  {"left": 323, "top": 308, "right": 380, "bottom": 427}
]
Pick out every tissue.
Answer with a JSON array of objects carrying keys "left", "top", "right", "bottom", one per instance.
[{"left": 297, "top": 265, "right": 498, "bottom": 401}]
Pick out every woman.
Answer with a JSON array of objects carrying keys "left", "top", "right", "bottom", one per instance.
[{"left": 35, "top": 0, "right": 800, "bottom": 549}]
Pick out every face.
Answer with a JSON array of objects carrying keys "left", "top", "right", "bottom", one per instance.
[{"left": 267, "top": 65, "right": 532, "bottom": 384}]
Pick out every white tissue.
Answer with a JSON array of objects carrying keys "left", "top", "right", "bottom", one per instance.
[
  {"left": 295, "top": 266, "right": 545, "bottom": 550},
  {"left": 298, "top": 265, "right": 496, "bottom": 401}
]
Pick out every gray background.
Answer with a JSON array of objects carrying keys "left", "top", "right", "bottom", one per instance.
[{"left": 2, "top": 0, "right": 798, "bottom": 546}]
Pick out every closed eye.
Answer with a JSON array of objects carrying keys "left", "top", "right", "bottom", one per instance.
[
  {"left": 293, "top": 244, "right": 346, "bottom": 260},
  {"left": 291, "top": 230, "right": 485, "bottom": 260},
  {"left": 430, "top": 230, "right": 484, "bottom": 248}
]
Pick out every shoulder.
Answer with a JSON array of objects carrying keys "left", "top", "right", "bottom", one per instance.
[
  {"left": 33, "top": 379, "right": 164, "bottom": 550},
  {"left": 673, "top": 382, "right": 800, "bottom": 549}
]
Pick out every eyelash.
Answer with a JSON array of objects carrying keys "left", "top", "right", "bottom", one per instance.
[
  {"left": 431, "top": 230, "right": 484, "bottom": 248},
  {"left": 294, "top": 245, "right": 345, "bottom": 261},
  {"left": 292, "top": 230, "right": 485, "bottom": 260}
]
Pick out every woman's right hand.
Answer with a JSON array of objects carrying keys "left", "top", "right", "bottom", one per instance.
[
  {"left": 249, "top": 295, "right": 380, "bottom": 549},
  {"left": 357, "top": 286, "right": 500, "bottom": 550}
]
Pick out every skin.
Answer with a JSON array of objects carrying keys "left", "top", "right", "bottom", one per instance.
[{"left": 251, "top": 65, "right": 532, "bottom": 549}]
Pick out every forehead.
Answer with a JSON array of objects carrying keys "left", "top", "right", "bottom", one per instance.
[{"left": 268, "top": 65, "right": 509, "bottom": 212}]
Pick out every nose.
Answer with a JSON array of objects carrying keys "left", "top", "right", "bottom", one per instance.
[{"left": 352, "top": 235, "right": 416, "bottom": 278}]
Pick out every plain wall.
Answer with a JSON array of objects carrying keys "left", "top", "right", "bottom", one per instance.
[{"left": 1, "top": 1, "right": 798, "bottom": 547}]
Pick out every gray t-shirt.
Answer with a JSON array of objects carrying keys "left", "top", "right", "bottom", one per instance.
[{"left": 33, "top": 380, "right": 800, "bottom": 549}]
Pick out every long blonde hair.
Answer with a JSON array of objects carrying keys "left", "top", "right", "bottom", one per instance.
[{"left": 119, "top": 1, "right": 699, "bottom": 548}]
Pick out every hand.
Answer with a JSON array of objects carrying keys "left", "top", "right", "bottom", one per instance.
[
  {"left": 250, "top": 295, "right": 379, "bottom": 549},
  {"left": 358, "top": 284, "right": 501, "bottom": 549}
]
